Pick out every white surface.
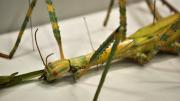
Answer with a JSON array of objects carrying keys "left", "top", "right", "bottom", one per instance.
[{"left": 0, "top": 1, "right": 180, "bottom": 101}]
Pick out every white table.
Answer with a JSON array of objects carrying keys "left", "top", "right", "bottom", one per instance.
[{"left": 0, "top": 1, "right": 180, "bottom": 101}]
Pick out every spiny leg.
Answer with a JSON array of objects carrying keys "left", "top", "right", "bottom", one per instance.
[
  {"left": 145, "top": 0, "right": 162, "bottom": 21},
  {"left": 118, "top": 0, "right": 127, "bottom": 41},
  {"left": 0, "top": 0, "right": 37, "bottom": 59},
  {"left": 161, "top": 0, "right": 179, "bottom": 13},
  {"left": 45, "top": 0, "right": 65, "bottom": 60},
  {"left": 103, "top": 0, "right": 115, "bottom": 27}
]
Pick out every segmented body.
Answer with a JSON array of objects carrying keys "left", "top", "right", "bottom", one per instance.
[{"left": 45, "top": 14, "right": 180, "bottom": 81}]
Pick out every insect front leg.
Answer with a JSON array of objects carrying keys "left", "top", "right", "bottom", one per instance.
[
  {"left": 0, "top": 0, "right": 37, "bottom": 59},
  {"left": 45, "top": 0, "right": 65, "bottom": 60}
]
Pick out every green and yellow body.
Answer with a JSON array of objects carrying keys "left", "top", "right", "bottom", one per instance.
[
  {"left": 0, "top": 13, "right": 179, "bottom": 87},
  {"left": 45, "top": 13, "right": 180, "bottom": 81}
]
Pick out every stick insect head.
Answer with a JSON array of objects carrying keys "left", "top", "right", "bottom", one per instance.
[{"left": 34, "top": 29, "right": 71, "bottom": 82}]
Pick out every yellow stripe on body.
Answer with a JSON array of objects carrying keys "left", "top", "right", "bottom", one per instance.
[
  {"left": 47, "top": 4, "right": 54, "bottom": 12},
  {"left": 52, "top": 23, "right": 59, "bottom": 30}
]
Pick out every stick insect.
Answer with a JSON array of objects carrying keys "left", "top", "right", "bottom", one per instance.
[
  {"left": 0, "top": 0, "right": 179, "bottom": 101},
  {"left": 0, "top": 0, "right": 65, "bottom": 60}
]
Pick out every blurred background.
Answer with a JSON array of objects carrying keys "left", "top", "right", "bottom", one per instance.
[{"left": 0, "top": 0, "right": 142, "bottom": 34}]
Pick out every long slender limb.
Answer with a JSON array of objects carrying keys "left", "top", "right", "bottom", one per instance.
[
  {"left": 145, "top": 0, "right": 162, "bottom": 21},
  {"left": 29, "top": 0, "right": 35, "bottom": 51},
  {"left": 0, "top": 0, "right": 37, "bottom": 59},
  {"left": 103, "top": 0, "right": 115, "bottom": 27},
  {"left": 93, "top": 34, "right": 121, "bottom": 101},
  {"left": 118, "top": 0, "right": 127, "bottom": 41},
  {"left": 45, "top": 0, "right": 65, "bottom": 59},
  {"left": 93, "top": 0, "right": 127, "bottom": 100},
  {"left": 161, "top": 0, "right": 179, "bottom": 13},
  {"left": 0, "top": 70, "right": 44, "bottom": 88}
]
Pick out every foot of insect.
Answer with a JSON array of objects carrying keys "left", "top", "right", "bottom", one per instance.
[
  {"left": 128, "top": 53, "right": 150, "bottom": 65},
  {"left": 0, "top": 53, "right": 11, "bottom": 59},
  {"left": 129, "top": 50, "right": 158, "bottom": 65}
]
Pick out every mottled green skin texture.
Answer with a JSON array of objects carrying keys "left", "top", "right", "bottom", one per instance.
[{"left": 45, "top": 14, "right": 180, "bottom": 81}]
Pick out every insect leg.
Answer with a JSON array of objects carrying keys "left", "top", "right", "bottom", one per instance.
[
  {"left": 130, "top": 49, "right": 159, "bottom": 65},
  {"left": 103, "top": 0, "right": 115, "bottom": 26},
  {"left": 0, "top": 0, "right": 37, "bottom": 59},
  {"left": 93, "top": 32, "right": 121, "bottom": 101},
  {"left": 93, "top": 1, "right": 127, "bottom": 100},
  {"left": 145, "top": 0, "right": 162, "bottom": 21},
  {"left": 161, "top": 0, "right": 179, "bottom": 13},
  {"left": 45, "top": 0, "right": 65, "bottom": 60},
  {"left": 118, "top": 0, "right": 127, "bottom": 41}
]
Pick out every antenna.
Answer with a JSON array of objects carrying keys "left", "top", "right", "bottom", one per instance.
[
  {"left": 34, "top": 29, "right": 54, "bottom": 73},
  {"left": 34, "top": 29, "right": 46, "bottom": 66},
  {"left": 29, "top": 0, "right": 35, "bottom": 51},
  {"left": 83, "top": 17, "right": 95, "bottom": 51},
  {"left": 45, "top": 53, "right": 54, "bottom": 66}
]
